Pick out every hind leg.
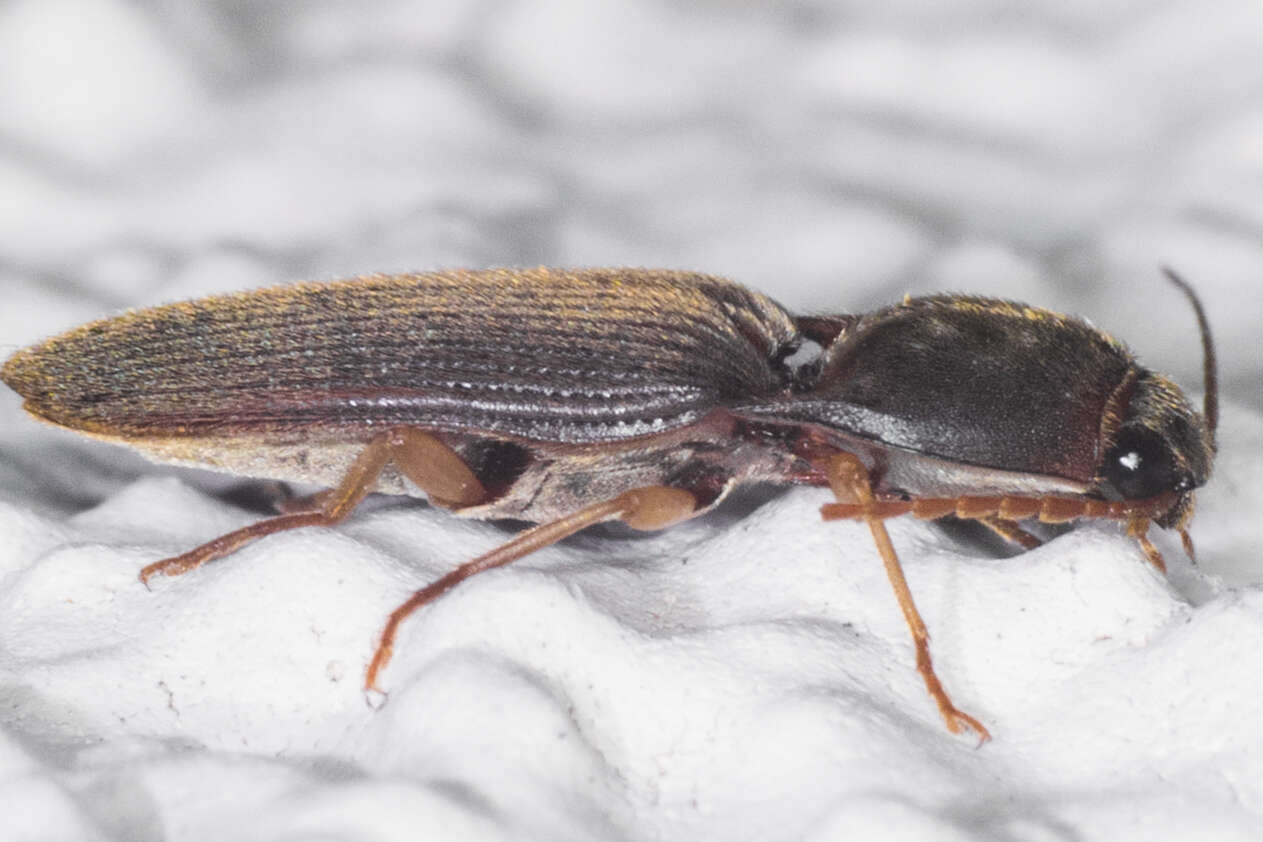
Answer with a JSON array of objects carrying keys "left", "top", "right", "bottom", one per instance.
[{"left": 140, "top": 427, "right": 487, "bottom": 584}]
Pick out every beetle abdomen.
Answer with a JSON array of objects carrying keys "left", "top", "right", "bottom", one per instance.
[{"left": 2, "top": 269, "right": 800, "bottom": 444}]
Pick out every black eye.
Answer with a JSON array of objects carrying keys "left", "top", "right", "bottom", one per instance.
[{"left": 1101, "top": 426, "right": 1178, "bottom": 499}]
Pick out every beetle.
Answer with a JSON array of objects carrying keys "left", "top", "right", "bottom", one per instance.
[{"left": 0, "top": 266, "right": 1217, "bottom": 742}]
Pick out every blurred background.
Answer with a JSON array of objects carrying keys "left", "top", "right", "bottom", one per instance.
[{"left": 2, "top": 4, "right": 1263, "bottom": 838}]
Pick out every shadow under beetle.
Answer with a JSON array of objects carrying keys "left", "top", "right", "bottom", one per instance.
[{"left": 1, "top": 266, "right": 1218, "bottom": 743}]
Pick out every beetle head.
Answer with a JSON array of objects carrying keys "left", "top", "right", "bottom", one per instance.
[
  {"left": 1097, "top": 270, "right": 1217, "bottom": 530},
  {"left": 1097, "top": 370, "right": 1212, "bottom": 528}
]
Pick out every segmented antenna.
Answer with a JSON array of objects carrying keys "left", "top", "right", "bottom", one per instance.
[{"left": 1161, "top": 266, "right": 1218, "bottom": 448}]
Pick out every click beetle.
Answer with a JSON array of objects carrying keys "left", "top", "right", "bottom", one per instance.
[{"left": 1, "top": 266, "right": 1217, "bottom": 742}]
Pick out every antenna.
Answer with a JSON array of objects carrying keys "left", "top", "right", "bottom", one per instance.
[{"left": 1161, "top": 266, "right": 1218, "bottom": 448}]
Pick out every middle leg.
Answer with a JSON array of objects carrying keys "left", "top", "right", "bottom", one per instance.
[{"left": 364, "top": 485, "right": 699, "bottom": 691}]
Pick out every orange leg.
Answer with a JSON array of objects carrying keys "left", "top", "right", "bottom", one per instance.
[
  {"left": 1126, "top": 519, "right": 1167, "bottom": 573},
  {"left": 1178, "top": 528, "right": 1196, "bottom": 562},
  {"left": 824, "top": 452, "right": 991, "bottom": 744},
  {"left": 140, "top": 427, "right": 488, "bottom": 585},
  {"left": 979, "top": 516, "right": 1043, "bottom": 551},
  {"left": 364, "top": 485, "right": 698, "bottom": 691}
]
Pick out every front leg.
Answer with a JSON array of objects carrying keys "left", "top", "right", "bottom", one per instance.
[
  {"left": 822, "top": 451, "right": 991, "bottom": 744},
  {"left": 978, "top": 516, "right": 1043, "bottom": 550}
]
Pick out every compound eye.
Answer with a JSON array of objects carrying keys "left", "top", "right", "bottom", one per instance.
[{"left": 1101, "top": 426, "right": 1179, "bottom": 500}]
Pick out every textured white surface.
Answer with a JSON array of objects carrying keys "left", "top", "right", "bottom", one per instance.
[{"left": 1, "top": 2, "right": 1262, "bottom": 841}]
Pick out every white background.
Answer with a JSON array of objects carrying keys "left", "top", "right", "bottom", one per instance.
[{"left": 1, "top": 1, "right": 1261, "bottom": 840}]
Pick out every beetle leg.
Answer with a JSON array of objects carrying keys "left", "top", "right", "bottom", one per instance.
[
  {"left": 139, "top": 427, "right": 488, "bottom": 585},
  {"left": 823, "top": 451, "right": 991, "bottom": 744},
  {"left": 382, "top": 426, "right": 487, "bottom": 509},
  {"left": 1125, "top": 519, "right": 1167, "bottom": 573},
  {"left": 978, "top": 516, "right": 1043, "bottom": 550},
  {"left": 273, "top": 429, "right": 490, "bottom": 516},
  {"left": 1179, "top": 529, "right": 1196, "bottom": 562},
  {"left": 365, "top": 485, "right": 698, "bottom": 691}
]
